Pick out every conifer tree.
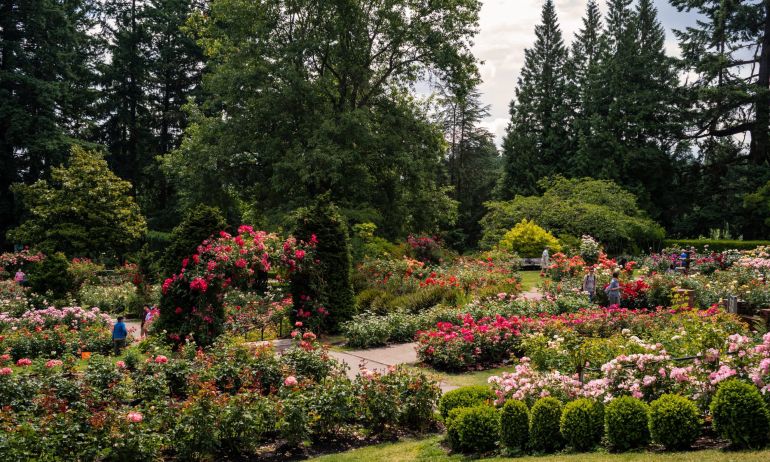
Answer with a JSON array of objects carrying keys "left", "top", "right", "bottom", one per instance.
[
  {"left": 564, "top": 0, "right": 603, "bottom": 176},
  {"left": 671, "top": 0, "right": 770, "bottom": 164},
  {"left": 498, "top": 0, "right": 569, "bottom": 198},
  {"left": 0, "top": 0, "right": 102, "bottom": 246}
]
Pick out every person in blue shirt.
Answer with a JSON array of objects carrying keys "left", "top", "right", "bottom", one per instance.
[{"left": 112, "top": 316, "right": 128, "bottom": 355}]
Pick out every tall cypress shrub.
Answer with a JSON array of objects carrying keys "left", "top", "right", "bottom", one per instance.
[
  {"left": 161, "top": 206, "right": 226, "bottom": 277},
  {"left": 291, "top": 195, "right": 355, "bottom": 332}
]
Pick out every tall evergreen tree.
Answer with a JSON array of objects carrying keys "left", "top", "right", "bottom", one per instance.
[
  {"left": 671, "top": 0, "right": 770, "bottom": 165},
  {"left": 98, "top": 0, "right": 154, "bottom": 189},
  {"left": 564, "top": 0, "right": 603, "bottom": 176},
  {"left": 438, "top": 85, "right": 500, "bottom": 248},
  {"left": 498, "top": 0, "right": 569, "bottom": 199},
  {"left": 0, "top": 0, "right": 101, "bottom": 247},
  {"left": 576, "top": 0, "right": 681, "bottom": 222}
]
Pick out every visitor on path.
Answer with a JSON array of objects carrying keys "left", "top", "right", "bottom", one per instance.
[
  {"left": 112, "top": 316, "right": 128, "bottom": 355},
  {"left": 140, "top": 305, "right": 151, "bottom": 338},
  {"left": 14, "top": 270, "right": 26, "bottom": 285},
  {"left": 582, "top": 267, "right": 597, "bottom": 302},
  {"left": 606, "top": 271, "right": 621, "bottom": 306},
  {"left": 541, "top": 247, "right": 550, "bottom": 270}
]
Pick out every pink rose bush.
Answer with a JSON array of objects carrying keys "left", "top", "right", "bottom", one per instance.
[
  {"left": 489, "top": 332, "right": 770, "bottom": 407},
  {"left": 156, "top": 227, "right": 319, "bottom": 346}
]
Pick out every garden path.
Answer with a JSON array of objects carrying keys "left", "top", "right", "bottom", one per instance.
[{"left": 520, "top": 288, "right": 543, "bottom": 300}]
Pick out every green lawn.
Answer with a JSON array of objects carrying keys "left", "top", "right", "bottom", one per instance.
[
  {"left": 519, "top": 270, "right": 541, "bottom": 292},
  {"left": 406, "top": 364, "right": 514, "bottom": 388},
  {"left": 310, "top": 436, "right": 770, "bottom": 462}
]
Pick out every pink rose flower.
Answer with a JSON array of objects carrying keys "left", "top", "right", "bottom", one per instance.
[
  {"left": 284, "top": 376, "right": 298, "bottom": 387},
  {"left": 16, "top": 358, "right": 31, "bottom": 367},
  {"left": 0, "top": 367, "right": 12, "bottom": 375},
  {"left": 154, "top": 355, "right": 168, "bottom": 364},
  {"left": 127, "top": 412, "right": 143, "bottom": 423}
]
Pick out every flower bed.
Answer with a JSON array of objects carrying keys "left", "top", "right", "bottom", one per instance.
[
  {"left": 0, "top": 334, "right": 440, "bottom": 460},
  {"left": 0, "top": 306, "right": 115, "bottom": 360}
]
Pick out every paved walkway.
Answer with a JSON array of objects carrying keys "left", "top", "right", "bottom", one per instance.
[{"left": 520, "top": 288, "right": 543, "bottom": 301}]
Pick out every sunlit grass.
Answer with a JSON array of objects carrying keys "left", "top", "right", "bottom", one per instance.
[{"left": 310, "top": 435, "right": 770, "bottom": 462}]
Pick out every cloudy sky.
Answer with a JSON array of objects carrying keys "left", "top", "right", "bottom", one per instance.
[{"left": 473, "top": 0, "right": 699, "bottom": 144}]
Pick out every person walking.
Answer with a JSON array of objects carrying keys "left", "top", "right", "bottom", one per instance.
[
  {"left": 582, "top": 267, "right": 597, "bottom": 303},
  {"left": 140, "top": 305, "right": 151, "bottom": 338},
  {"left": 112, "top": 317, "right": 128, "bottom": 355},
  {"left": 606, "top": 271, "right": 621, "bottom": 307}
]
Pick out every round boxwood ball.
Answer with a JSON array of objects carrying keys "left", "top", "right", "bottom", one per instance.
[
  {"left": 605, "top": 396, "right": 650, "bottom": 451},
  {"left": 649, "top": 394, "right": 701, "bottom": 450},
  {"left": 500, "top": 399, "right": 529, "bottom": 452},
  {"left": 529, "top": 397, "right": 564, "bottom": 453},
  {"left": 446, "top": 405, "right": 500, "bottom": 453},
  {"left": 710, "top": 379, "right": 770, "bottom": 449},
  {"left": 439, "top": 385, "right": 496, "bottom": 419},
  {"left": 560, "top": 398, "right": 604, "bottom": 451}
]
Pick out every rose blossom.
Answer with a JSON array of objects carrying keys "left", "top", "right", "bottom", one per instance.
[
  {"left": 127, "top": 412, "right": 143, "bottom": 423},
  {"left": 45, "top": 359, "right": 63, "bottom": 368},
  {"left": 154, "top": 355, "right": 168, "bottom": 364},
  {"left": 284, "top": 376, "right": 298, "bottom": 387},
  {"left": 16, "top": 358, "right": 31, "bottom": 367},
  {"left": 0, "top": 367, "right": 12, "bottom": 375}
]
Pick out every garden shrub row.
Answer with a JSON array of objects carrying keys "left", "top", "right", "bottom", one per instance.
[{"left": 443, "top": 380, "right": 770, "bottom": 455}]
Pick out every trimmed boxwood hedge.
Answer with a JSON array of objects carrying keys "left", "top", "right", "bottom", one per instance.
[
  {"left": 710, "top": 379, "right": 770, "bottom": 449},
  {"left": 439, "top": 386, "right": 496, "bottom": 419}
]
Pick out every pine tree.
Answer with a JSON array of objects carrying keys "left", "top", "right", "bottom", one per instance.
[
  {"left": 564, "top": 0, "right": 603, "bottom": 176},
  {"left": 438, "top": 85, "right": 500, "bottom": 248},
  {"left": 671, "top": 0, "right": 770, "bottom": 164},
  {"left": 0, "top": 0, "right": 101, "bottom": 246},
  {"left": 498, "top": 0, "right": 569, "bottom": 198},
  {"left": 98, "top": 0, "right": 154, "bottom": 190}
]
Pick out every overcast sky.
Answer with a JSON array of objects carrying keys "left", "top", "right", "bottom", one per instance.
[{"left": 473, "top": 0, "right": 699, "bottom": 145}]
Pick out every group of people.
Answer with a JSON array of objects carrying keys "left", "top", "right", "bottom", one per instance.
[
  {"left": 541, "top": 246, "right": 622, "bottom": 306},
  {"left": 111, "top": 305, "right": 156, "bottom": 355}
]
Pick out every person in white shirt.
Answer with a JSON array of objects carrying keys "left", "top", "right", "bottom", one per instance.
[{"left": 541, "top": 247, "right": 550, "bottom": 269}]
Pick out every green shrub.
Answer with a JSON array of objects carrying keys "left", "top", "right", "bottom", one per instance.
[
  {"left": 529, "top": 397, "right": 563, "bottom": 453},
  {"left": 355, "top": 288, "right": 387, "bottom": 310},
  {"left": 498, "top": 219, "right": 561, "bottom": 258},
  {"left": 27, "top": 252, "right": 75, "bottom": 301},
  {"left": 292, "top": 196, "right": 356, "bottom": 332},
  {"left": 439, "top": 386, "right": 496, "bottom": 419},
  {"left": 446, "top": 405, "right": 500, "bottom": 453},
  {"left": 500, "top": 399, "right": 529, "bottom": 452},
  {"left": 78, "top": 282, "right": 141, "bottom": 315},
  {"left": 560, "top": 398, "right": 603, "bottom": 451},
  {"left": 649, "top": 394, "right": 701, "bottom": 450},
  {"left": 710, "top": 379, "right": 770, "bottom": 449},
  {"left": 341, "top": 315, "right": 392, "bottom": 349},
  {"left": 385, "top": 285, "right": 461, "bottom": 313},
  {"left": 605, "top": 396, "right": 650, "bottom": 451}
]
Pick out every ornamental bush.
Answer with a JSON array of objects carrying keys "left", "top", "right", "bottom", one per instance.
[
  {"left": 529, "top": 397, "right": 563, "bottom": 453},
  {"left": 560, "top": 398, "right": 603, "bottom": 451},
  {"left": 498, "top": 219, "right": 561, "bottom": 258},
  {"left": 500, "top": 399, "right": 529, "bottom": 452},
  {"left": 292, "top": 196, "right": 356, "bottom": 332},
  {"left": 649, "top": 394, "right": 701, "bottom": 450},
  {"left": 27, "top": 252, "right": 75, "bottom": 301},
  {"left": 605, "top": 396, "right": 650, "bottom": 451},
  {"left": 439, "top": 385, "right": 496, "bottom": 419},
  {"left": 446, "top": 405, "right": 500, "bottom": 453},
  {"left": 710, "top": 379, "right": 770, "bottom": 449}
]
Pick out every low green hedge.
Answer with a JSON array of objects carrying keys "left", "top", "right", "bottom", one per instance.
[
  {"left": 710, "top": 379, "right": 770, "bottom": 449},
  {"left": 439, "top": 386, "right": 496, "bottom": 419},
  {"left": 446, "top": 405, "right": 500, "bottom": 453},
  {"left": 662, "top": 239, "right": 770, "bottom": 252}
]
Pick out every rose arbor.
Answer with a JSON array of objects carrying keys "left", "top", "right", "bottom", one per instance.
[{"left": 157, "top": 225, "right": 318, "bottom": 346}]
